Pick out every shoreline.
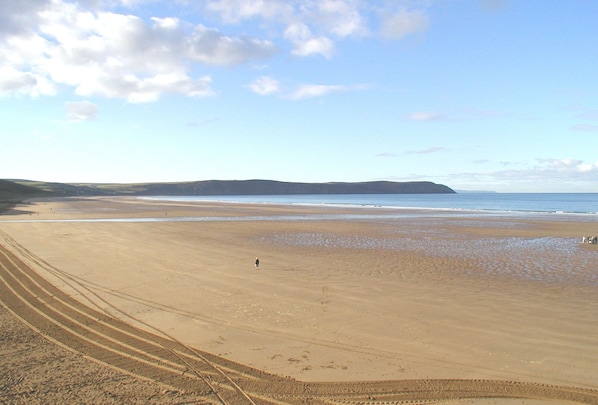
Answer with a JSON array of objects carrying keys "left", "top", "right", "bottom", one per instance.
[
  {"left": 140, "top": 194, "right": 598, "bottom": 218},
  {"left": 1, "top": 197, "right": 598, "bottom": 402},
  {"left": 4, "top": 195, "right": 598, "bottom": 224}
]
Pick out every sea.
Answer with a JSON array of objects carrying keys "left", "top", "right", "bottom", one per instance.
[{"left": 145, "top": 193, "right": 598, "bottom": 218}]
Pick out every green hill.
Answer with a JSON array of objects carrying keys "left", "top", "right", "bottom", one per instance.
[
  {"left": 2, "top": 179, "right": 455, "bottom": 210},
  {"left": 0, "top": 179, "right": 53, "bottom": 212},
  {"left": 0, "top": 179, "right": 51, "bottom": 200},
  {"left": 135, "top": 180, "right": 455, "bottom": 195},
  {"left": 15, "top": 179, "right": 454, "bottom": 195}
]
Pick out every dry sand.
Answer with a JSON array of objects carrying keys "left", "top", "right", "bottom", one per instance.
[{"left": 1, "top": 196, "right": 598, "bottom": 404}]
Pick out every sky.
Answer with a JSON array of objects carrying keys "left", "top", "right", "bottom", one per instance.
[{"left": 1, "top": 0, "right": 597, "bottom": 193}]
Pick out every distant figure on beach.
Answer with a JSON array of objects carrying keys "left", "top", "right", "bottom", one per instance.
[{"left": 255, "top": 257, "right": 260, "bottom": 269}]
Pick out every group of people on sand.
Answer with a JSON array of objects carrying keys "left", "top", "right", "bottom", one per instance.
[{"left": 582, "top": 236, "right": 597, "bottom": 244}]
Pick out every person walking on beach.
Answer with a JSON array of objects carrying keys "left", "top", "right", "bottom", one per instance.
[{"left": 255, "top": 257, "right": 260, "bottom": 269}]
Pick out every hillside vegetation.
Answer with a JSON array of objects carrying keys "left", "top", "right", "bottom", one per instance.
[{"left": 2, "top": 179, "right": 455, "bottom": 209}]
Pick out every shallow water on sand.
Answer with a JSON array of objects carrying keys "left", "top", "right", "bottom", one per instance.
[{"left": 261, "top": 226, "right": 598, "bottom": 286}]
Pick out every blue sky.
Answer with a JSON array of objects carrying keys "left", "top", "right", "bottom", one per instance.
[{"left": 1, "top": 0, "right": 597, "bottom": 192}]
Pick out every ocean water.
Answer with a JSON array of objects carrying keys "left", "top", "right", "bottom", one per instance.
[{"left": 147, "top": 193, "right": 598, "bottom": 217}]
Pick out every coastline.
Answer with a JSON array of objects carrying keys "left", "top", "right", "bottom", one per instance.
[
  {"left": 1, "top": 197, "right": 598, "bottom": 403},
  {"left": 140, "top": 192, "right": 598, "bottom": 217}
]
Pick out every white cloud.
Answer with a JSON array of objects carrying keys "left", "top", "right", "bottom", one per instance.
[
  {"left": 124, "top": 74, "right": 214, "bottom": 103},
  {"left": 405, "top": 112, "right": 448, "bottom": 122},
  {"left": 247, "top": 77, "right": 368, "bottom": 100},
  {"left": 35, "top": 10, "right": 217, "bottom": 103},
  {"left": 445, "top": 158, "right": 598, "bottom": 192},
  {"left": 288, "top": 84, "right": 346, "bottom": 100},
  {"left": 0, "top": 0, "right": 276, "bottom": 102},
  {"left": 292, "top": 36, "right": 335, "bottom": 58},
  {"left": 188, "top": 25, "right": 279, "bottom": 66},
  {"left": 0, "top": 0, "right": 432, "bottom": 101},
  {"left": 538, "top": 158, "right": 598, "bottom": 173},
  {"left": 515, "top": 158, "right": 598, "bottom": 186},
  {"left": 206, "top": 1, "right": 429, "bottom": 57},
  {"left": 206, "top": 0, "right": 293, "bottom": 23},
  {"left": 151, "top": 16, "right": 180, "bottom": 30},
  {"left": 247, "top": 76, "right": 280, "bottom": 95},
  {"left": 310, "top": 0, "right": 367, "bottom": 38},
  {"left": 0, "top": 67, "right": 54, "bottom": 97},
  {"left": 206, "top": 0, "right": 362, "bottom": 58},
  {"left": 65, "top": 101, "right": 99, "bottom": 121},
  {"left": 284, "top": 23, "right": 334, "bottom": 58},
  {"left": 579, "top": 163, "right": 597, "bottom": 173},
  {"left": 380, "top": 9, "right": 429, "bottom": 40},
  {"left": 206, "top": 0, "right": 366, "bottom": 39},
  {"left": 0, "top": 0, "right": 48, "bottom": 36}
]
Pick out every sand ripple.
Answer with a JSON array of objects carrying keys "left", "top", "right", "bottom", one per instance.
[{"left": 262, "top": 231, "right": 598, "bottom": 286}]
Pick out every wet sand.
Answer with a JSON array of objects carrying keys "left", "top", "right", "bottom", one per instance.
[{"left": 1, "top": 196, "right": 598, "bottom": 402}]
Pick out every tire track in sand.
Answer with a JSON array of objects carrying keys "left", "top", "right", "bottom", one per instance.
[{"left": 1, "top": 234, "right": 597, "bottom": 404}]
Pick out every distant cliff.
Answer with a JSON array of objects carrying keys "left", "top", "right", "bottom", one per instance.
[
  {"left": 136, "top": 180, "right": 455, "bottom": 195},
  {"left": 4, "top": 179, "right": 455, "bottom": 199},
  {"left": 0, "top": 179, "right": 54, "bottom": 212},
  {"left": 0, "top": 179, "right": 53, "bottom": 202}
]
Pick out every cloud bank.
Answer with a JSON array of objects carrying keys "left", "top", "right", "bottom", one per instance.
[
  {"left": 65, "top": 101, "right": 98, "bottom": 121},
  {"left": 0, "top": 0, "right": 431, "bottom": 102},
  {"left": 440, "top": 158, "right": 598, "bottom": 192}
]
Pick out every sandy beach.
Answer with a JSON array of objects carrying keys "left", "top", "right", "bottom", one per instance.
[{"left": 1, "top": 197, "right": 598, "bottom": 404}]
